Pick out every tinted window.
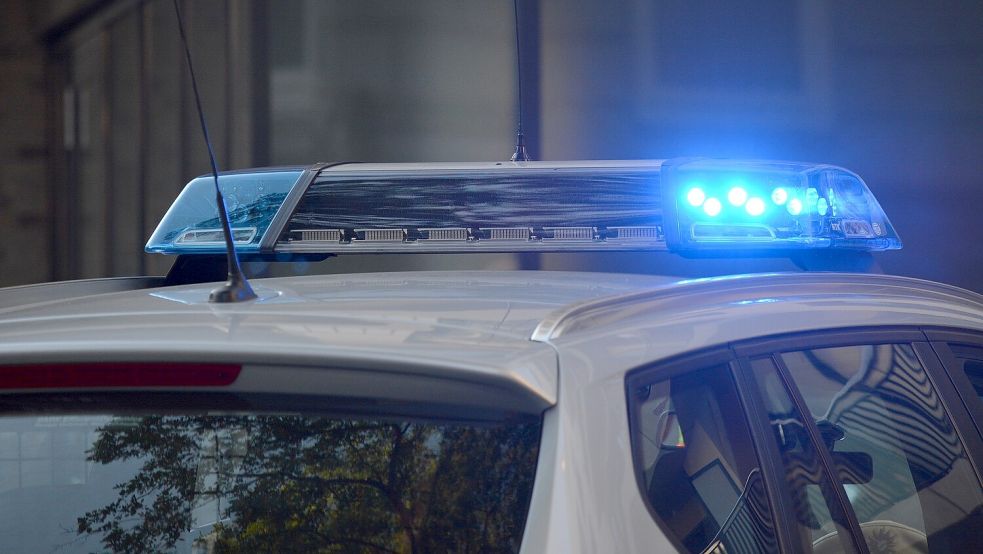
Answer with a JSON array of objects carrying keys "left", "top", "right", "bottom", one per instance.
[
  {"left": 750, "top": 358, "right": 858, "bottom": 553},
  {"left": 629, "top": 364, "right": 778, "bottom": 553},
  {"left": 0, "top": 404, "right": 540, "bottom": 553},
  {"left": 948, "top": 343, "right": 983, "bottom": 403},
  {"left": 774, "top": 343, "right": 983, "bottom": 552}
]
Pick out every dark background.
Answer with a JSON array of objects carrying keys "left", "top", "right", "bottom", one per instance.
[{"left": 1, "top": 0, "right": 980, "bottom": 289}]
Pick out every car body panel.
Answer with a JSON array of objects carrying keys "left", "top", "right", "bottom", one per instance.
[
  {"left": 3, "top": 269, "right": 983, "bottom": 553},
  {"left": 523, "top": 272, "right": 983, "bottom": 553},
  {"left": 0, "top": 271, "right": 677, "bottom": 410}
]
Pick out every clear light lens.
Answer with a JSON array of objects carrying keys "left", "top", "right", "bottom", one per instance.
[
  {"left": 787, "top": 198, "right": 803, "bottom": 216},
  {"left": 686, "top": 187, "right": 706, "bottom": 207},
  {"left": 727, "top": 187, "right": 748, "bottom": 206},
  {"left": 146, "top": 170, "right": 303, "bottom": 254},
  {"left": 771, "top": 187, "right": 788, "bottom": 205},
  {"left": 703, "top": 197, "right": 722, "bottom": 217},
  {"left": 745, "top": 197, "right": 766, "bottom": 216}
]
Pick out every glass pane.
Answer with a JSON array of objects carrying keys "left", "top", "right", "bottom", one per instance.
[
  {"left": 949, "top": 344, "right": 983, "bottom": 403},
  {"left": 750, "top": 358, "right": 856, "bottom": 553},
  {"left": 779, "top": 343, "right": 983, "bottom": 552},
  {"left": 630, "top": 364, "right": 779, "bottom": 553},
  {"left": 0, "top": 407, "right": 540, "bottom": 553}
]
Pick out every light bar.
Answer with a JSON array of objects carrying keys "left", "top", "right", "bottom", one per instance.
[
  {"left": 146, "top": 160, "right": 901, "bottom": 257},
  {"left": 661, "top": 159, "right": 901, "bottom": 252},
  {"left": 277, "top": 168, "right": 663, "bottom": 253}
]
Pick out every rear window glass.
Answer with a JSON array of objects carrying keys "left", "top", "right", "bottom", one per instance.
[{"left": 0, "top": 401, "right": 540, "bottom": 553}]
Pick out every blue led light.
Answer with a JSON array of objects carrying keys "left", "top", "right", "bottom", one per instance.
[
  {"left": 806, "top": 188, "right": 819, "bottom": 209},
  {"left": 727, "top": 187, "right": 748, "bottom": 206},
  {"left": 818, "top": 197, "right": 829, "bottom": 216},
  {"left": 703, "top": 197, "right": 722, "bottom": 217},
  {"left": 745, "top": 197, "right": 766, "bottom": 216},
  {"left": 787, "top": 198, "right": 803, "bottom": 216},
  {"left": 686, "top": 187, "right": 706, "bottom": 207},
  {"left": 663, "top": 159, "right": 901, "bottom": 252}
]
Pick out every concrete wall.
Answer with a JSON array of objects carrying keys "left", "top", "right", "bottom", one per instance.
[
  {"left": 40, "top": 0, "right": 267, "bottom": 281},
  {"left": 269, "top": 0, "right": 517, "bottom": 165},
  {"left": 0, "top": 1, "right": 50, "bottom": 285}
]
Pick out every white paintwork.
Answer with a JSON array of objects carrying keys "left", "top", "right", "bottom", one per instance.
[
  {"left": 0, "top": 271, "right": 676, "bottom": 410},
  {"left": 3, "top": 268, "right": 983, "bottom": 553},
  {"left": 522, "top": 272, "right": 983, "bottom": 554}
]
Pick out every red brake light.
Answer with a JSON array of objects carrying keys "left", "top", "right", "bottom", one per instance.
[{"left": 0, "top": 362, "right": 240, "bottom": 389}]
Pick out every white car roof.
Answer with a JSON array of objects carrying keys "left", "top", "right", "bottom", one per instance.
[
  {"left": 0, "top": 271, "right": 676, "bottom": 409},
  {"left": 2, "top": 270, "right": 982, "bottom": 407}
]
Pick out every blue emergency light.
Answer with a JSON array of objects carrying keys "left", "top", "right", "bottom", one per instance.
[
  {"left": 146, "top": 159, "right": 901, "bottom": 257},
  {"left": 661, "top": 159, "right": 901, "bottom": 252}
]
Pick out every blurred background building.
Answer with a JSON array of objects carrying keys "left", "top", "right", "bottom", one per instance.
[{"left": 1, "top": 0, "right": 981, "bottom": 289}]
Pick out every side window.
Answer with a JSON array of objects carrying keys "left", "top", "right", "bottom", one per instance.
[
  {"left": 749, "top": 358, "right": 858, "bottom": 553},
  {"left": 757, "top": 343, "right": 983, "bottom": 553},
  {"left": 628, "top": 363, "right": 779, "bottom": 553},
  {"left": 944, "top": 343, "right": 983, "bottom": 406}
]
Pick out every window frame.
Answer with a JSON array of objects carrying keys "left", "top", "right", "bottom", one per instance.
[
  {"left": 627, "top": 325, "right": 983, "bottom": 554},
  {"left": 926, "top": 327, "right": 983, "bottom": 445},
  {"left": 735, "top": 354, "right": 866, "bottom": 554}
]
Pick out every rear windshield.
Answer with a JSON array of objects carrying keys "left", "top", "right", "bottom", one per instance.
[{"left": 0, "top": 399, "right": 541, "bottom": 553}]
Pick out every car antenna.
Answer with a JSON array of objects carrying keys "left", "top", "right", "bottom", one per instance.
[
  {"left": 172, "top": 0, "right": 256, "bottom": 302},
  {"left": 510, "top": 0, "right": 531, "bottom": 162}
]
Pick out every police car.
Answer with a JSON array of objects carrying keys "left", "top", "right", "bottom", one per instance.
[{"left": 0, "top": 159, "right": 981, "bottom": 553}]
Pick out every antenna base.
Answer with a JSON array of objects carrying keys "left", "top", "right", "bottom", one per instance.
[
  {"left": 511, "top": 132, "right": 531, "bottom": 162},
  {"left": 209, "top": 273, "right": 258, "bottom": 303}
]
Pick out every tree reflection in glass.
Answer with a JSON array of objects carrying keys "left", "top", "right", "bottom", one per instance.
[{"left": 75, "top": 414, "right": 541, "bottom": 554}]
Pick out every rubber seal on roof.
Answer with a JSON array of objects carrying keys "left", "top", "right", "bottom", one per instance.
[{"left": 259, "top": 161, "right": 358, "bottom": 252}]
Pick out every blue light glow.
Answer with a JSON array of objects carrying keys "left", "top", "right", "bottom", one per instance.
[
  {"left": 745, "top": 197, "right": 766, "bottom": 216},
  {"left": 146, "top": 170, "right": 303, "bottom": 254},
  {"left": 806, "top": 188, "right": 819, "bottom": 208},
  {"left": 703, "top": 197, "right": 722, "bottom": 217},
  {"left": 665, "top": 159, "right": 901, "bottom": 252},
  {"left": 727, "top": 187, "right": 748, "bottom": 206},
  {"left": 686, "top": 187, "right": 706, "bottom": 207},
  {"left": 787, "top": 198, "right": 803, "bottom": 216},
  {"left": 818, "top": 197, "right": 829, "bottom": 216}
]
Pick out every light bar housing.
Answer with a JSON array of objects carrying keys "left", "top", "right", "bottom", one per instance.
[
  {"left": 146, "top": 159, "right": 901, "bottom": 257},
  {"left": 662, "top": 159, "right": 901, "bottom": 252},
  {"left": 146, "top": 168, "right": 304, "bottom": 254}
]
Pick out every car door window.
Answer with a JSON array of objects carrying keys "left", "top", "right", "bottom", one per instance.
[
  {"left": 765, "top": 343, "right": 983, "bottom": 552},
  {"left": 628, "top": 363, "right": 779, "bottom": 553},
  {"left": 945, "top": 344, "right": 983, "bottom": 404},
  {"left": 748, "top": 357, "right": 860, "bottom": 553}
]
